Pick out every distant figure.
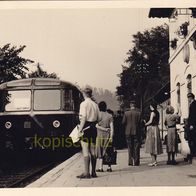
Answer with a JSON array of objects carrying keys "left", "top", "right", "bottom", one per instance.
[
  {"left": 144, "top": 102, "right": 163, "bottom": 166},
  {"left": 96, "top": 102, "right": 114, "bottom": 172},
  {"left": 164, "top": 105, "right": 180, "bottom": 165},
  {"left": 77, "top": 87, "right": 100, "bottom": 179},
  {"left": 187, "top": 93, "right": 196, "bottom": 163},
  {"left": 113, "top": 110, "right": 126, "bottom": 149},
  {"left": 122, "top": 101, "right": 141, "bottom": 166}
]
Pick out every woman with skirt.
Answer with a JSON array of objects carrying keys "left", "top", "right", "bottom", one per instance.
[
  {"left": 96, "top": 101, "right": 114, "bottom": 172},
  {"left": 165, "top": 105, "right": 180, "bottom": 165},
  {"left": 145, "top": 102, "right": 163, "bottom": 166}
]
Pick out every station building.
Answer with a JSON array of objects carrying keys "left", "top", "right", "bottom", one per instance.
[{"left": 149, "top": 8, "right": 196, "bottom": 127}]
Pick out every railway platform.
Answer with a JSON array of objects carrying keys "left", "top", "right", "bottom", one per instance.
[{"left": 28, "top": 146, "right": 196, "bottom": 187}]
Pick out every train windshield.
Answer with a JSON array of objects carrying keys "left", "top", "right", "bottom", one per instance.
[
  {"left": 34, "top": 90, "right": 61, "bottom": 111},
  {"left": 2, "top": 90, "right": 31, "bottom": 111}
]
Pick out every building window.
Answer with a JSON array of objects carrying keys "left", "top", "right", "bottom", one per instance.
[
  {"left": 187, "top": 74, "right": 192, "bottom": 93},
  {"left": 176, "top": 83, "right": 181, "bottom": 122},
  {"left": 176, "top": 82, "right": 181, "bottom": 106},
  {"left": 187, "top": 74, "right": 192, "bottom": 106}
]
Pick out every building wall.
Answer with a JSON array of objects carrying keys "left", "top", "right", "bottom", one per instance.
[{"left": 170, "top": 9, "right": 196, "bottom": 123}]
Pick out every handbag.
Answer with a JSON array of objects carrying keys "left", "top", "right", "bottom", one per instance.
[
  {"left": 103, "top": 143, "right": 117, "bottom": 165},
  {"left": 176, "top": 132, "right": 181, "bottom": 144},
  {"left": 163, "top": 134, "right": 167, "bottom": 145},
  {"left": 69, "top": 125, "right": 90, "bottom": 143}
]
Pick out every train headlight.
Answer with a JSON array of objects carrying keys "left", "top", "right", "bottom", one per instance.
[
  {"left": 53, "top": 120, "right": 60, "bottom": 128},
  {"left": 5, "top": 121, "right": 12, "bottom": 129}
]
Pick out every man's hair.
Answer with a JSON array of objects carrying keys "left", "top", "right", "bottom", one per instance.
[
  {"left": 187, "top": 92, "right": 195, "bottom": 99},
  {"left": 83, "top": 87, "right": 92, "bottom": 97}
]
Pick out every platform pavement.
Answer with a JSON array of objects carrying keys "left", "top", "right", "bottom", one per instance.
[{"left": 28, "top": 147, "right": 196, "bottom": 187}]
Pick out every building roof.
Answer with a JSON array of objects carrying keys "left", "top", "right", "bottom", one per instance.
[
  {"left": 190, "top": 8, "right": 196, "bottom": 17},
  {"left": 149, "top": 8, "right": 175, "bottom": 18},
  {"left": 149, "top": 8, "right": 196, "bottom": 18}
]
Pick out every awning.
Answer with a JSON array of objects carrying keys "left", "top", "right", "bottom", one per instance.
[
  {"left": 153, "top": 82, "right": 170, "bottom": 104},
  {"left": 144, "top": 82, "right": 170, "bottom": 106}
]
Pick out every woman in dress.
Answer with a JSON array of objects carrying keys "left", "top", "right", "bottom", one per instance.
[
  {"left": 164, "top": 105, "right": 180, "bottom": 165},
  {"left": 145, "top": 102, "right": 163, "bottom": 166},
  {"left": 96, "top": 101, "right": 114, "bottom": 172}
]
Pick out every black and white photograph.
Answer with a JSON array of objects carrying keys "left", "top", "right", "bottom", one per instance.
[{"left": 0, "top": 0, "right": 196, "bottom": 195}]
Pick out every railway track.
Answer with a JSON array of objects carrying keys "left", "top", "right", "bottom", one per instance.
[
  {"left": 0, "top": 162, "right": 57, "bottom": 188},
  {"left": 0, "top": 149, "right": 79, "bottom": 188}
]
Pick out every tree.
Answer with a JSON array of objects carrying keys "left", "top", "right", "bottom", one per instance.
[
  {"left": 117, "top": 24, "right": 169, "bottom": 111},
  {"left": 82, "top": 85, "right": 119, "bottom": 111},
  {"left": 0, "top": 44, "right": 34, "bottom": 84},
  {"left": 28, "top": 63, "right": 58, "bottom": 79}
]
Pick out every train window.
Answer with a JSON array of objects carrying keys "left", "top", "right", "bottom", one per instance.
[
  {"left": 72, "top": 90, "right": 83, "bottom": 112},
  {"left": 63, "top": 90, "right": 74, "bottom": 111},
  {"left": 0, "top": 90, "right": 4, "bottom": 112},
  {"left": 4, "top": 90, "right": 31, "bottom": 111},
  {"left": 34, "top": 90, "right": 61, "bottom": 111}
]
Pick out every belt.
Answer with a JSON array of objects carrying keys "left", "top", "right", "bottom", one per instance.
[{"left": 168, "top": 125, "right": 176, "bottom": 128}]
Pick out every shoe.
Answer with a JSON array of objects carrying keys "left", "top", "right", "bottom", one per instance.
[
  {"left": 76, "top": 173, "right": 91, "bottom": 179},
  {"left": 91, "top": 172, "right": 97, "bottom": 178},
  {"left": 96, "top": 169, "right": 104, "bottom": 172},
  {"left": 167, "top": 160, "right": 172, "bottom": 165},
  {"left": 188, "top": 159, "right": 192, "bottom": 164},
  {"left": 107, "top": 168, "right": 112, "bottom": 172},
  {"left": 171, "top": 160, "right": 178, "bottom": 165},
  {"left": 148, "top": 162, "right": 157, "bottom": 167}
]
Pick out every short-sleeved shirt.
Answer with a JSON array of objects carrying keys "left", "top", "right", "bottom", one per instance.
[
  {"left": 79, "top": 98, "right": 99, "bottom": 122},
  {"left": 98, "top": 111, "right": 113, "bottom": 129},
  {"left": 165, "top": 114, "right": 179, "bottom": 127}
]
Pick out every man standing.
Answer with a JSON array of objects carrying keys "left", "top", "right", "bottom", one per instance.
[
  {"left": 122, "top": 101, "right": 141, "bottom": 166},
  {"left": 77, "top": 87, "right": 100, "bottom": 179},
  {"left": 187, "top": 93, "right": 196, "bottom": 162}
]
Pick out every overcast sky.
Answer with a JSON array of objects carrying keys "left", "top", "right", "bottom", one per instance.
[{"left": 0, "top": 2, "right": 169, "bottom": 92}]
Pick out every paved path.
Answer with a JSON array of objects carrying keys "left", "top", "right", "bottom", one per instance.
[{"left": 27, "top": 146, "right": 196, "bottom": 187}]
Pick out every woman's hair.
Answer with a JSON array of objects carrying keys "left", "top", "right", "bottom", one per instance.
[
  {"left": 166, "top": 105, "right": 174, "bottom": 114},
  {"left": 107, "top": 109, "right": 114, "bottom": 115},
  {"left": 98, "top": 101, "right": 107, "bottom": 112},
  {"left": 150, "top": 101, "right": 157, "bottom": 111}
]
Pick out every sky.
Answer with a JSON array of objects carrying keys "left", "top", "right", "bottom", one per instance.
[{"left": 0, "top": 2, "right": 169, "bottom": 92}]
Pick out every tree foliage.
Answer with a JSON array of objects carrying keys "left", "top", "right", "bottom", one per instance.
[
  {"left": 82, "top": 85, "right": 119, "bottom": 111},
  {"left": 0, "top": 44, "right": 34, "bottom": 84},
  {"left": 117, "top": 24, "right": 169, "bottom": 110},
  {"left": 93, "top": 87, "right": 119, "bottom": 111},
  {"left": 28, "top": 63, "right": 58, "bottom": 79}
]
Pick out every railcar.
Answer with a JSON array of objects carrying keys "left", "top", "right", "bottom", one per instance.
[{"left": 0, "top": 78, "right": 83, "bottom": 151}]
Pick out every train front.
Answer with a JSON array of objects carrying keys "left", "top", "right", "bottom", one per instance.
[{"left": 0, "top": 78, "right": 83, "bottom": 151}]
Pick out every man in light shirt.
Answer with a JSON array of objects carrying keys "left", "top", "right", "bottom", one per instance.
[{"left": 77, "top": 87, "right": 100, "bottom": 179}]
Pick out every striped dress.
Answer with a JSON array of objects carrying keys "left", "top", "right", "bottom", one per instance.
[{"left": 145, "top": 111, "right": 163, "bottom": 155}]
